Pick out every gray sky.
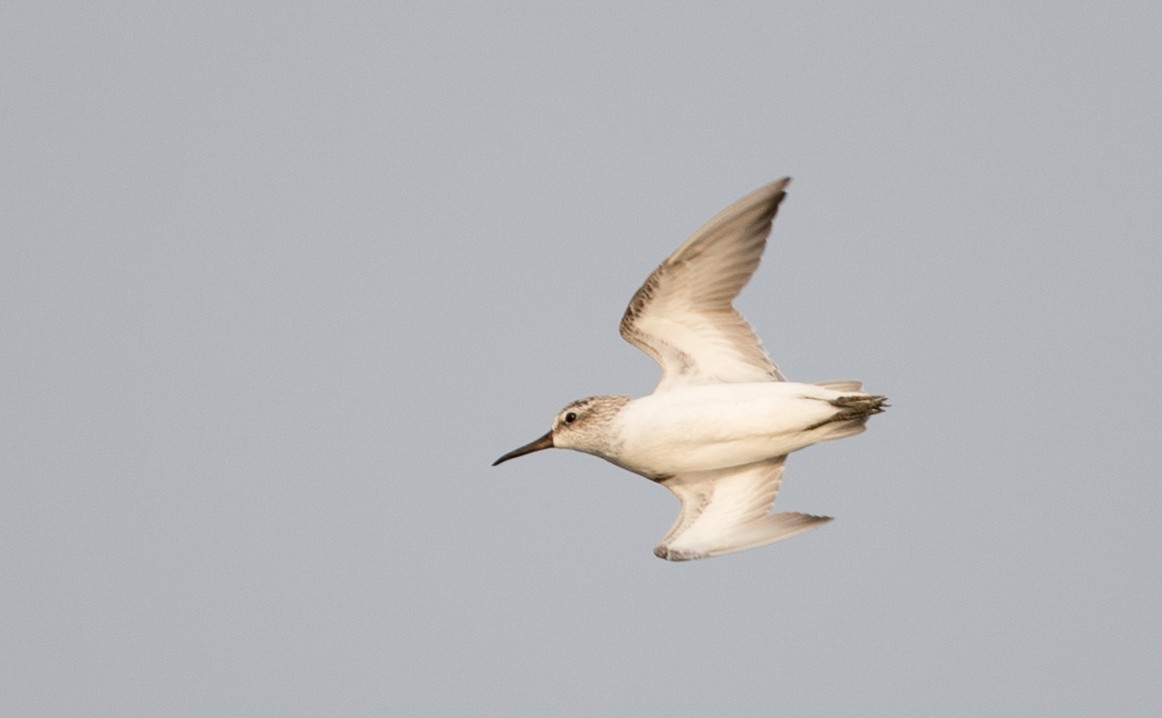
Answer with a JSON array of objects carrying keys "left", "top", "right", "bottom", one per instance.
[{"left": 3, "top": 1, "right": 1160, "bottom": 716}]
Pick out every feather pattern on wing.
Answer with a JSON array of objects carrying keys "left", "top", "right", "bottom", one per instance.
[
  {"left": 654, "top": 458, "right": 831, "bottom": 561},
  {"left": 620, "top": 179, "right": 791, "bottom": 393}
]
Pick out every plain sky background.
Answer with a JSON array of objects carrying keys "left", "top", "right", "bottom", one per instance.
[{"left": 3, "top": 1, "right": 1160, "bottom": 716}]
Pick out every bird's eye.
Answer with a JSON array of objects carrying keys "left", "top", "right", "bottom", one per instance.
[{"left": 564, "top": 412, "right": 578, "bottom": 424}]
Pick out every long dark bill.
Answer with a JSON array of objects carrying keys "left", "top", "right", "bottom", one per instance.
[{"left": 492, "top": 431, "right": 554, "bottom": 466}]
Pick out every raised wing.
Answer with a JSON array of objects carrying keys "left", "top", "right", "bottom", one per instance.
[
  {"left": 620, "top": 179, "right": 790, "bottom": 393},
  {"left": 653, "top": 458, "right": 831, "bottom": 561}
]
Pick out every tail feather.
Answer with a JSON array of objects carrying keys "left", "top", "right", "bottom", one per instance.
[
  {"left": 815, "top": 380, "right": 863, "bottom": 392},
  {"left": 807, "top": 393, "right": 888, "bottom": 439},
  {"left": 830, "top": 394, "right": 889, "bottom": 415},
  {"left": 816, "top": 420, "right": 868, "bottom": 442}
]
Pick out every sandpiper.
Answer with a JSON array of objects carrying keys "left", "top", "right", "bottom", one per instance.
[{"left": 493, "top": 178, "right": 886, "bottom": 561}]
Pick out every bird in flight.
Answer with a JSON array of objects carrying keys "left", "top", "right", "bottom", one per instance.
[{"left": 493, "top": 178, "right": 886, "bottom": 561}]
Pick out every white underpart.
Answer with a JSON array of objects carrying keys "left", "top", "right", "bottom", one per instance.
[{"left": 610, "top": 382, "right": 868, "bottom": 478}]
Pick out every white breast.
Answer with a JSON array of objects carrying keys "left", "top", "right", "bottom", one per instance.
[{"left": 611, "top": 382, "right": 853, "bottom": 477}]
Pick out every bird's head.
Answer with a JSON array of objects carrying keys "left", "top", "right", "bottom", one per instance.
[{"left": 492, "top": 395, "right": 630, "bottom": 466}]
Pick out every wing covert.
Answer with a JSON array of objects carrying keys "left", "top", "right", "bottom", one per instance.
[
  {"left": 620, "top": 179, "right": 791, "bottom": 392},
  {"left": 653, "top": 458, "right": 831, "bottom": 561}
]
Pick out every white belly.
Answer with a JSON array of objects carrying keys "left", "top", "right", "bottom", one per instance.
[{"left": 610, "top": 382, "right": 853, "bottom": 477}]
